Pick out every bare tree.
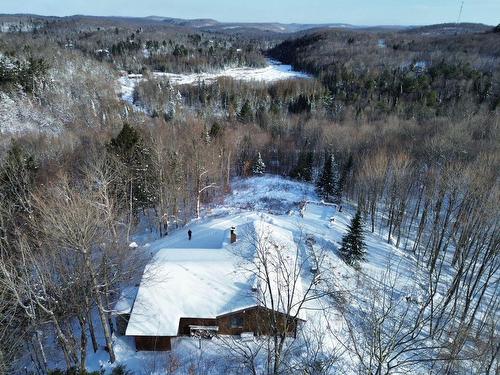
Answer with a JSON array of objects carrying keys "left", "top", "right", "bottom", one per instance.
[
  {"left": 328, "top": 264, "right": 451, "bottom": 375},
  {"left": 33, "top": 176, "right": 117, "bottom": 363},
  {"left": 220, "top": 221, "right": 328, "bottom": 375}
]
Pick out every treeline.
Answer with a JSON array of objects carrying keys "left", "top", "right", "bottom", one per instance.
[
  {"left": 0, "top": 35, "right": 125, "bottom": 133},
  {"left": 133, "top": 75, "right": 327, "bottom": 121},
  {"left": 270, "top": 28, "right": 500, "bottom": 119},
  {"left": 0, "top": 114, "right": 238, "bottom": 372},
  {"left": 33, "top": 19, "right": 271, "bottom": 74},
  {"left": 0, "top": 54, "right": 49, "bottom": 94}
]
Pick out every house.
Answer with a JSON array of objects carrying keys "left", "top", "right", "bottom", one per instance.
[{"left": 118, "top": 221, "right": 306, "bottom": 351}]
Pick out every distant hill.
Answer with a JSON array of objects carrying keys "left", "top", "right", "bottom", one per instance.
[
  {"left": 146, "top": 16, "right": 219, "bottom": 28},
  {"left": 405, "top": 22, "right": 492, "bottom": 35},
  {"left": 0, "top": 14, "right": 494, "bottom": 37},
  {"left": 269, "top": 23, "right": 500, "bottom": 79},
  {"left": 0, "top": 14, "right": 409, "bottom": 35},
  {"left": 148, "top": 16, "right": 367, "bottom": 33}
]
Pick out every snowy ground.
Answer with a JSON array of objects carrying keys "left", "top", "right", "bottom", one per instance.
[
  {"left": 72, "top": 175, "right": 427, "bottom": 374},
  {"left": 117, "top": 59, "right": 311, "bottom": 107}
]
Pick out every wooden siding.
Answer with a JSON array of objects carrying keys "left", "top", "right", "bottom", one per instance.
[
  {"left": 217, "top": 306, "right": 299, "bottom": 337},
  {"left": 132, "top": 306, "right": 302, "bottom": 351}
]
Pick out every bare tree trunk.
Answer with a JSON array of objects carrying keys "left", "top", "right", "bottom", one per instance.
[
  {"left": 84, "top": 252, "right": 116, "bottom": 363},
  {"left": 226, "top": 150, "right": 231, "bottom": 191},
  {"left": 78, "top": 316, "right": 87, "bottom": 373},
  {"left": 88, "top": 310, "right": 98, "bottom": 353},
  {"left": 48, "top": 311, "right": 76, "bottom": 369},
  {"left": 33, "top": 330, "right": 48, "bottom": 374},
  {"left": 127, "top": 180, "right": 133, "bottom": 243}
]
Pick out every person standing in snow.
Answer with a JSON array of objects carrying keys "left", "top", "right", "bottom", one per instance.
[{"left": 188, "top": 229, "right": 192, "bottom": 240}]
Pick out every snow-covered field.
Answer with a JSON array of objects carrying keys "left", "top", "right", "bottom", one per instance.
[
  {"left": 153, "top": 59, "right": 311, "bottom": 85},
  {"left": 118, "top": 59, "right": 311, "bottom": 106},
  {"left": 71, "top": 175, "right": 427, "bottom": 375}
]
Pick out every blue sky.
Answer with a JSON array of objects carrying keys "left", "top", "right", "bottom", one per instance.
[{"left": 1, "top": 0, "right": 499, "bottom": 26}]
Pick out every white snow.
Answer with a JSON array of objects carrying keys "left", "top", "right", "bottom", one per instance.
[
  {"left": 117, "top": 59, "right": 311, "bottom": 107},
  {"left": 117, "top": 73, "right": 142, "bottom": 107},
  {"left": 126, "top": 246, "right": 254, "bottom": 336},
  {"left": 154, "top": 59, "right": 310, "bottom": 86},
  {"left": 0, "top": 92, "right": 62, "bottom": 134},
  {"left": 114, "top": 287, "right": 138, "bottom": 315},
  {"left": 126, "top": 215, "right": 305, "bottom": 337},
  {"left": 68, "top": 175, "right": 437, "bottom": 374}
]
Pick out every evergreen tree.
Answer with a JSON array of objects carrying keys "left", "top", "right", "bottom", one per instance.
[
  {"left": 252, "top": 152, "right": 266, "bottom": 175},
  {"left": 339, "top": 209, "right": 367, "bottom": 269},
  {"left": 290, "top": 149, "right": 314, "bottom": 182},
  {"left": 331, "top": 155, "right": 341, "bottom": 204},
  {"left": 288, "top": 94, "right": 312, "bottom": 114},
  {"left": 316, "top": 152, "right": 338, "bottom": 201},
  {"left": 335, "top": 154, "right": 353, "bottom": 204},
  {"left": 238, "top": 100, "right": 254, "bottom": 123},
  {"left": 209, "top": 122, "right": 223, "bottom": 139},
  {"left": 107, "top": 123, "right": 157, "bottom": 213}
]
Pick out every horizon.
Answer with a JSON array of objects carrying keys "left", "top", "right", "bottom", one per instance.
[
  {"left": 1, "top": 12, "right": 497, "bottom": 28},
  {"left": 1, "top": 0, "right": 499, "bottom": 27}
]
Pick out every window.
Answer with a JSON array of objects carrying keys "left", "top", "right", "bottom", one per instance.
[{"left": 230, "top": 316, "right": 244, "bottom": 328}]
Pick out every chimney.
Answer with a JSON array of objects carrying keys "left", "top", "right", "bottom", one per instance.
[{"left": 230, "top": 226, "right": 237, "bottom": 244}]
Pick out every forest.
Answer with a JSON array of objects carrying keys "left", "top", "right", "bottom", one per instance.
[{"left": 0, "top": 14, "right": 499, "bottom": 375}]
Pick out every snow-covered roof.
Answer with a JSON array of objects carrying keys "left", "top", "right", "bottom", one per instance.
[
  {"left": 114, "top": 286, "right": 138, "bottom": 315},
  {"left": 126, "top": 219, "right": 305, "bottom": 337},
  {"left": 126, "top": 247, "right": 255, "bottom": 336}
]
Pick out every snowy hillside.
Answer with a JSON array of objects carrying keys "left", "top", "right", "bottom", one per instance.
[
  {"left": 65, "top": 175, "right": 432, "bottom": 375},
  {"left": 0, "top": 92, "right": 62, "bottom": 135}
]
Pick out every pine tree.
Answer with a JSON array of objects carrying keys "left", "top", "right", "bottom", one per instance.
[
  {"left": 304, "top": 151, "right": 314, "bottom": 181},
  {"left": 288, "top": 94, "right": 312, "bottom": 114},
  {"left": 290, "top": 150, "right": 314, "bottom": 182},
  {"left": 252, "top": 152, "right": 266, "bottom": 175},
  {"left": 209, "top": 122, "right": 223, "bottom": 139},
  {"left": 339, "top": 209, "right": 367, "bottom": 269},
  {"left": 316, "top": 152, "right": 336, "bottom": 201},
  {"left": 331, "top": 155, "right": 341, "bottom": 204},
  {"left": 336, "top": 154, "right": 353, "bottom": 203},
  {"left": 238, "top": 100, "right": 254, "bottom": 123},
  {"left": 107, "top": 123, "right": 158, "bottom": 213}
]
